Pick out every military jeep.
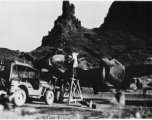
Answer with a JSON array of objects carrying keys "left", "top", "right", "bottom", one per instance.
[{"left": 0, "top": 60, "right": 54, "bottom": 106}]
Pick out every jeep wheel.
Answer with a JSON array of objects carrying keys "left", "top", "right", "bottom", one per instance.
[
  {"left": 13, "top": 89, "right": 26, "bottom": 107},
  {"left": 55, "top": 89, "right": 64, "bottom": 103},
  {"left": 45, "top": 90, "right": 54, "bottom": 105},
  {"left": 55, "top": 90, "right": 61, "bottom": 103}
]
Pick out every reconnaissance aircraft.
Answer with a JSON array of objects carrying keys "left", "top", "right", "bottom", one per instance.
[{"left": 82, "top": 45, "right": 152, "bottom": 102}]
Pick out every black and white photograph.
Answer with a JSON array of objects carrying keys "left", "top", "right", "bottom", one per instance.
[{"left": 0, "top": 0, "right": 152, "bottom": 119}]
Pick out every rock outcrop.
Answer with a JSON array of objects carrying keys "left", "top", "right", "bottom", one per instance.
[
  {"left": 42, "top": 1, "right": 81, "bottom": 47},
  {"left": 100, "top": 1, "right": 152, "bottom": 36},
  {"left": 39, "top": 1, "right": 152, "bottom": 66},
  {"left": 2, "top": 1, "right": 152, "bottom": 66}
]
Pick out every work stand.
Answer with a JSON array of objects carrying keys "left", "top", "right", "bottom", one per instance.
[{"left": 63, "top": 78, "right": 83, "bottom": 104}]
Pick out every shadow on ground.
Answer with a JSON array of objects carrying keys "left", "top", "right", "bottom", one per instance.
[{"left": 126, "top": 100, "right": 152, "bottom": 106}]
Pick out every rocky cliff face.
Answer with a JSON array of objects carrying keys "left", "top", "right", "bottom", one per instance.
[
  {"left": 38, "top": 1, "right": 152, "bottom": 66},
  {"left": 42, "top": 1, "right": 81, "bottom": 47},
  {"left": 2, "top": 1, "right": 152, "bottom": 66},
  {"left": 100, "top": 1, "right": 152, "bottom": 36}
]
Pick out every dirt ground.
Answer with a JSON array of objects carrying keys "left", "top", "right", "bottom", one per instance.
[{"left": 1, "top": 90, "right": 152, "bottom": 119}]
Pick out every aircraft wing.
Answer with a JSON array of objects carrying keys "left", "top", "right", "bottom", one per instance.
[{"left": 125, "top": 64, "right": 152, "bottom": 78}]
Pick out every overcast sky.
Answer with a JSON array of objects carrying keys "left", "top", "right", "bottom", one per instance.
[{"left": 0, "top": 0, "right": 113, "bottom": 52}]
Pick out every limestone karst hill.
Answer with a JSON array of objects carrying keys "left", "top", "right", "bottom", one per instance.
[
  {"left": 100, "top": 1, "right": 152, "bottom": 36},
  {"left": 39, "top": 1, "right": 152, "bottom": 66},
  {"left": 1, "top": 1, "right": 152, "bottom": 67}
]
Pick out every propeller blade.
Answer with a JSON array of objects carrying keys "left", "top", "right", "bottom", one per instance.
[
  {"left": 82, "top": 45, "right": 101, "bottom": 60},
  {"left": 22, "top": 53, "right": 35, "bottom": 62},
  {"left": 41, "top": 48, "right": 60, "bottom": 61},
  {"left": 110, "top": 46, "right": 133, "bottom": 60}
]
